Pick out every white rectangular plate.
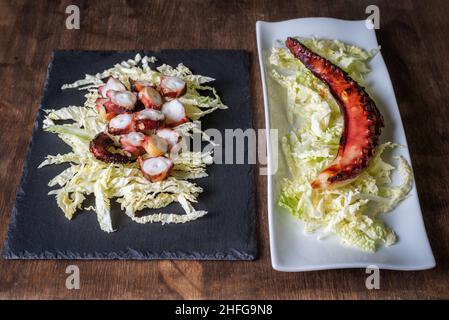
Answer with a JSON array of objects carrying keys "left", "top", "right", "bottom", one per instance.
[{"left": 256, "top": 17, "right": 435, "bottom": 271}]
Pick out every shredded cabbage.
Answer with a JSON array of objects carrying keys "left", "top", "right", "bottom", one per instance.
[
  {"left": 270, "top": 38, "right": 413, "bottom": 251},
  {"left": 41, "top": 54, "right": 227, "bottom": 232}
]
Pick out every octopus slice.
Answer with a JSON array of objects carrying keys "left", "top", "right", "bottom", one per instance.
[
  {"left": 119, "top": 132, "right": 146, "bottom": 157},
  {"left": 96, "top": 98, "right": 127, "bottom": 121},
  {"left": 160, "top": 76, "right": 187, "bottom": 99},
  {"left": 103, "top": 100, "right": 128, "bottom": 114},
  {"left": 106, "top": 90, "right": 137, "bottom": 111},
  {"left": 131, "top": 80, "right": 155, "bottom": 92},
  {"left": 156, "top": 128, "right": 182, "bottom": 153},
  {"left": 285, "top": 37, "right": 384, "bottom": 189},
  {"left": 138, "top": 86, "right": 163, "bottom": 110},
  {"left": 142, "top": 134, "right": 169, "bottom": 157},
  {"left": 138, "top": 156, "right": 173, "bottom": 182},
  {"left": 133, "top": 109, "right": 165, "bottom": 134},
  {"left": 108, "top": 113, "right": 134, "bottom": 135},
  {"left": 161, "top": 99, "right": 188, "bottom": 127},
  {"left": 89, "top": 132, "right": 131, "bottom": 164},
  {"left": 98, "top": 77, "right": 126, "bottom": 98},
  {"left": 95, "top": 98, "right": 113, "bottom": 121}
]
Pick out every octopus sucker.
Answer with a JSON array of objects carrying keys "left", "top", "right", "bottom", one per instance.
[
  {"left": 285, "top": 37, "right": 384, "bottom": 189},
  {"left": 89, "top": 132, "right": 132, "bottom": 164}
]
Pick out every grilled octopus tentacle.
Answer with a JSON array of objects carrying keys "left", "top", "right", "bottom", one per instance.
[
  {"left": 285, "top": 37, "right": 384, "bottom": 189},
  {"left": 89, "top": 132, "right": 132, "bottom": 164}
]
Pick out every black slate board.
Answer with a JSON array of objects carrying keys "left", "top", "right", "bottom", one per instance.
[{"left": 2, "top": 50, "right": 256, "bottom": 260}]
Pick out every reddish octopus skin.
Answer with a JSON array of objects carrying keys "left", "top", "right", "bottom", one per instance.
[
  {"left": 107, "top": 114, "right": 135, "bottom": 136},
  {"left": 160, "top": 76, "right": 187, "bottom": 99},
  {"left": 285, "top": 37, "right": 384, "bottom": 189},
  {"left": 95, "top": 97, "right": 128, "bottom": 121},
  {"left": 89, "top": 132, "right": 131, "bottom": 164}
]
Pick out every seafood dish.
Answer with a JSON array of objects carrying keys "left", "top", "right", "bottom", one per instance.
[
  {"left": 40, "top": 55, "right": 227, "bottom": 232},
  {"left": 269, "top": 37, "right": 413, "bottom": 251}
]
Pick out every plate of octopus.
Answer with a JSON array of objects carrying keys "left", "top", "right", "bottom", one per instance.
[
  {"left": 257, "top": 18, "right": 435, "bottom": 271},
  {"left": 2, "top": 50, "right": 256, "bottom": 260}
]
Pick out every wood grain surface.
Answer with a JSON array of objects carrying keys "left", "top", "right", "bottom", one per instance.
[{"left": 0, "top": 0, "right": 448, "bottom": 299}]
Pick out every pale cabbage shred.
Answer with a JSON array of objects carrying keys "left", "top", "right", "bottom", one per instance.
[
  {"left": 269, "top": 38, "right": 414, "bottom": 251},
  {"left": 40, "top": 54, "right": 227, "bottom": 233}
]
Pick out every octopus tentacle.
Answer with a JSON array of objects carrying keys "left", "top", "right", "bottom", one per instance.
[
  {"left": 285, "top": 37, "right": 384, "bottom": 189},
  {"left": 89, "top": 132, "right": 132, "bottom": 164}
]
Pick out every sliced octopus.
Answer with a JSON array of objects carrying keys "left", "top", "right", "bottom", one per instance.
[
  {"left": 120, "top": 132, "right": 146, "bottom": 157},
  {"left": 156, "top": 128, "right": 182, "bottom": 153},
  {"left": 138, "top": 156, "right": 173, "bottom": 182},
  {"left": 161, "top": 99, "right": 188, "bottom": 127},
  {"left": 108, "top": 113, "right": 134, "bottom": 135},
  {"left": 142, "top": 134, "right": 169, "bottom": 157},
  {"left": 133, "top": 109, "right": 165, "bottom": 134},
  {"left": 138, "top": 86, "right": 163, "bottom": 110},
  {"left": 89, "top": 132, "right": 131, "bottom": 164},
  {"left": 160, "top": 76, "right": 187, "bottom": 99},
  {"left": 285, "top": 37, "right": 384, "bottom": 189},
  {"left": 98, "top": 77, "right": 126, "bottom": 98},
  {"left": 106, "top": 90, "right": 137, "bottom": 111},
  {"left": 90, "top": 76, "right": 190, "bottom": 182}
]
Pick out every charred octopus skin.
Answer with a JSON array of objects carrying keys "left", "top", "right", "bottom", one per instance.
[
  {"left": 285, "top": 37, "right": 384, "bottom": 189},
  {"left": 89, "top": 132, "right": 131, "bottom": 164}
]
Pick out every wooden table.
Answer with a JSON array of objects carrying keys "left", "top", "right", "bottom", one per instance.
[{"left": 1, "top": 0, "right": 448, "bottom": 299}]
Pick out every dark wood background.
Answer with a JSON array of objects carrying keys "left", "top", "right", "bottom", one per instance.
[{"left": 0, "top": 0, "right": 448, "bottom": 299}]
